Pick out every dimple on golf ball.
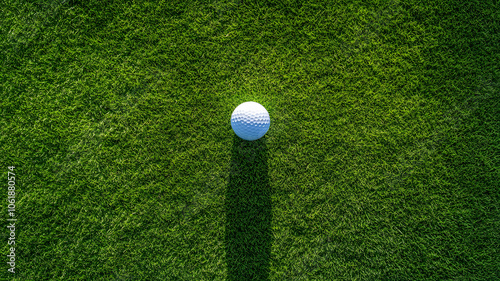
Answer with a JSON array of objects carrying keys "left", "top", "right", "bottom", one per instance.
[{"left": 231, "top": 101, "right": 270, "bottom": 141}]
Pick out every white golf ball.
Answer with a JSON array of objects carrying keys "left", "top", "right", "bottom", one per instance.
[{"left": 231, "top": 101, "right": 270, "bottom": 141}]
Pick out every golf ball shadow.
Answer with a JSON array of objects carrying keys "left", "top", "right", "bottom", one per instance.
[{"left": 225, "top": 135, "right": 272, "bottom": 280}]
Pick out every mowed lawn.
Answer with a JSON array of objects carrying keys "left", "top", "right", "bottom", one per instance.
[{"left": 1, "top": 0, "right": 499, "bottom": 280}]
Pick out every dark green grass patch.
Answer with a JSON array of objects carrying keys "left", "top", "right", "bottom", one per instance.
[{"left": 1, "top": 0, "right": 498, "bottom": 280}]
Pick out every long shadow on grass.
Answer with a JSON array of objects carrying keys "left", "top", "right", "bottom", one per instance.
[{"left": 226, "top": 135, "right": 272, "bottom": 280}]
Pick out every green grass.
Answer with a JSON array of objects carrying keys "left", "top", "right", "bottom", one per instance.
[{"left": 1, "top": 0, "right": 499, "bottom": 279}]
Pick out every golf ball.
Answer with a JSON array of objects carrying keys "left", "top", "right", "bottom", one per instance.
[{"left": 231, "top": 101, "right": 270, "bottom": 141}]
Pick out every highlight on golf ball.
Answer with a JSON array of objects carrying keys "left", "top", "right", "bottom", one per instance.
[{"left": 231, "top": 101, "right": 270, "bottom": 141}]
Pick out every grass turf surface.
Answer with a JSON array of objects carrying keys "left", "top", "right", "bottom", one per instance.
[{"left": 1, "top": 0, "right": 499, "bottom": 279}]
